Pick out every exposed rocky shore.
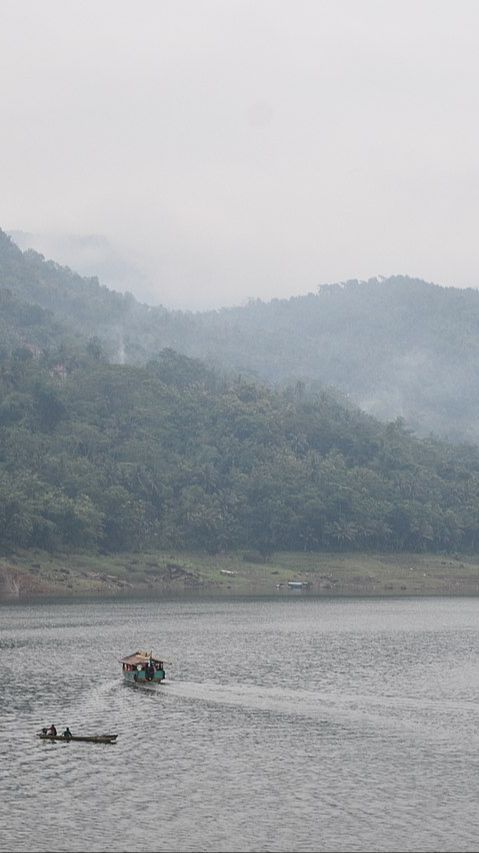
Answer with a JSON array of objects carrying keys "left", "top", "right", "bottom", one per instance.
[{"left": 2, "top": 550, "right": 479, "bottom": 603}]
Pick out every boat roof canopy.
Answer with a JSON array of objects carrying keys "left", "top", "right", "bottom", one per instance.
[{"left": 121, "top": 650, "right": 163, "bottom": 666}]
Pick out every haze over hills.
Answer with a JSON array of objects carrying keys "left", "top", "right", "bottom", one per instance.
[
  {"left": 9, "top": 230, "right": 155, "bottom": 306},
  {"left": 3, "top": 227, "right": 479, "bottom": 557},
  {"left": 1, "top": 228, "right": 478, "bottom": 442}
]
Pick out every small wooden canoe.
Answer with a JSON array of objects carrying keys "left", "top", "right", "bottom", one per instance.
[{"left": 38, "top": 733, "right": 118, "bottom": 744}]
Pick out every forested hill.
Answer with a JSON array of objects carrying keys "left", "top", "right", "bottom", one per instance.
[
  {"left": 2, "top": 229, "right": 479, "bottom": 441},
  {"left": 1, "top": 344, "right": 479, "bottom": 557}
]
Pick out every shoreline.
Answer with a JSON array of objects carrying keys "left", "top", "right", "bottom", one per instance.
[{"left": 2, "top": 548, "right": 479, "bottom": 602}]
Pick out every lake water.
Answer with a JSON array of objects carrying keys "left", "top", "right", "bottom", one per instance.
[{"left": 2, "top": 594, "right": 479, "bottom": 852}]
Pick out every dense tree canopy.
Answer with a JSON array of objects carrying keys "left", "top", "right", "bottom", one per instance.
[{"left": 1, "top": 344, "right": 479, "bottom": 556}]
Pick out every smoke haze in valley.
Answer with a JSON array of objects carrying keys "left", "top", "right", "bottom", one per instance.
[{"left": 1, "top": 0, "right": 479, "bottom": 309}]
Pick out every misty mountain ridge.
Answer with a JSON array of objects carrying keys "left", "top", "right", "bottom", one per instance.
[
  {"left": 1, "top": 228, "right": 478, "bottom": 443},
  {"left": 9, "top": 229, "right": 156, "bottom": 306}
]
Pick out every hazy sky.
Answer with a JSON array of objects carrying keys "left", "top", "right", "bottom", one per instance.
[{"left": 2, "top": 0, "right": 479, "bottom": 309}]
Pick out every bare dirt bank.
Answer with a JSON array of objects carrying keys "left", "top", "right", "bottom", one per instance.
[{"left": 2, "top": 550, "right": 479, "bottom": 603}]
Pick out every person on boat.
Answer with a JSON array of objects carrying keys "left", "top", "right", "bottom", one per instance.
[
  {"left": 47, "top": 724, "right": 57, "bottom": 736},
  {"left": 63, "top": 727, "right": 72, "bottom": 740}
]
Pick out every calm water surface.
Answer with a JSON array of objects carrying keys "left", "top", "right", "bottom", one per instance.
[{"left": 1, "top": 595, "right": 479, "bottom": 852}]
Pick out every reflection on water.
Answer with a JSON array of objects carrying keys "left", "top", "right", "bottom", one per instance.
[{"left": 1, "top": 596, "right": 479, "bottom": 852}]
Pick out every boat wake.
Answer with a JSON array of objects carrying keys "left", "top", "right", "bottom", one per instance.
[
  {"left": 160, "top": 679, "right": 479, "bottom": 738},
  {"left": 161, "top": 679, "right": 376, "bottom": 722}
]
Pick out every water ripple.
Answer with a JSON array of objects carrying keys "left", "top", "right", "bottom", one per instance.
[{"left": 2, "top": 596, "right": 479, "bottom": 851}]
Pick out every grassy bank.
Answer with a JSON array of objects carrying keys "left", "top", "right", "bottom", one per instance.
[{"left": 2, "top": 549, "right": 479, "bottom": 601}]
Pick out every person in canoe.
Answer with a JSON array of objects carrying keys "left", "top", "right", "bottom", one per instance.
[
  {"left": 63, "top": 727, "right": 72, "bottom": 740},
  {"left": 47, "top": 724, "right": 57, "bottom": 736}
]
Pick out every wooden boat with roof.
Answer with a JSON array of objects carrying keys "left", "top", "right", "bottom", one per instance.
[{"left": 121, "top": 650, "right": 166, "bottom": 688}]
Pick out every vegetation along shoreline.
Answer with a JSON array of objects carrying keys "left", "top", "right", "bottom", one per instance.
[
  {"left": 3, "top": 549, "right": 479, "bottom": 602},
  {"left": 5, "top": 234, "right": 479, "bottom": 601}
]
